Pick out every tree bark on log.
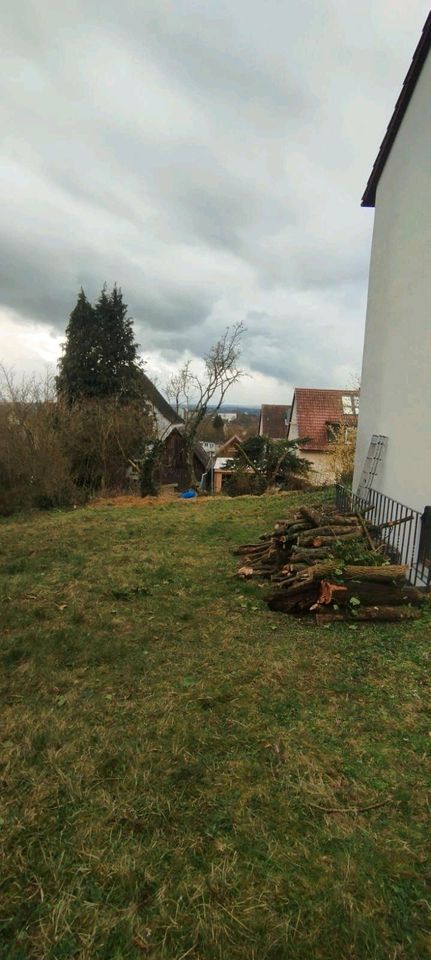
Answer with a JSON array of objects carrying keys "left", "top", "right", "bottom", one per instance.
[
  {"left": 321, "top": 514, "right": 361, "bottom": 526},
  {"left": 317, "top": 580, "right": 424, "bottom": 607},
  {"left": 274, "top": 521, "right": 311, "bottom": 536},
  {"left": 298, "top": 530, "right": 362, "bottom": 548},
  {"left": 296, "top": 525, "right": 359, "bottom": 544},
  {"left": 296, "top": 561, "right": 339, "bottom": 581},
  {"left": 316, "top": 605, "right": 421, "bottom": 623},
  {"left": 233, "top": 543, "right": 268, "bottom": 555},
  {"left": 299, "top": 506, "right": 322, "bottom": 526},
  {"left": 343, "top": 564, "right": 409, "bottom": 583},
  {"left": 274, "top": 518, "right": 311, "bottom": 529}
]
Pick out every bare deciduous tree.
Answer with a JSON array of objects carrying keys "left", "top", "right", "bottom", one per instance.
[
  {"left": 0, "top": 365, "right": 74, "bottom": 513},
  {"left": 0, "top": 364, "right": 156, "bottom": 513},
  {"left": 165, "top": 323, "right": 245, "bottom": 486}
]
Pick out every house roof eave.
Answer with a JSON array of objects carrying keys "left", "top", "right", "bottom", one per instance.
[{"left": 362, "top": 12, "right": 431, "bottom": 208}]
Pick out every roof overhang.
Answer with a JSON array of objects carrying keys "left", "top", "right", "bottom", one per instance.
[{"left": 362, "top": 12, "right": 431, "bottom": 208}]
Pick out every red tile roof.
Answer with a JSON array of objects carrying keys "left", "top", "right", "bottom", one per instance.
[
  {"left": 259, "top": 404, "right": 291, "bottom": 439},
  {"left": 293, "top": 388, "right": 359, "bottom": 452}
]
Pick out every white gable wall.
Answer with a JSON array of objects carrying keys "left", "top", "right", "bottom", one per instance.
[
  {"left": 153, "top": 408, "right": 173, "bottom": 438},
  {"left": 353, "top": 48, "right": 431, "bottom": 513}
]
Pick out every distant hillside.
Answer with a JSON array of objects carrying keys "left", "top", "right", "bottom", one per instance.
[
  {"left": 207, "top": 404, "right": 260, "bottom": 415},
  {"left": 197, "top": 409, "right": 259, "bottom": 442}
]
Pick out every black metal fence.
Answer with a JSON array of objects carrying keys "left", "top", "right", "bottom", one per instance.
[{"left": 335, "top": 484, "right": 431, "bottom": 590}]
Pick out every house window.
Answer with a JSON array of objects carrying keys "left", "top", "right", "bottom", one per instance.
[
  {"left": 326, "top": 422, "right": 341, "bottom": 442},
  {"left": 341, "top": 395, "right": 359, "bottom": 415}
]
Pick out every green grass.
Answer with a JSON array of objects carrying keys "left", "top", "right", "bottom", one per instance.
[{"left": 0, "top": 491, "right": 430, "bottom": 960}]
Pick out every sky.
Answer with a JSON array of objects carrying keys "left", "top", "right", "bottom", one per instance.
[{"left": 0, "top": 0, "right": 428, "bottom": 404}]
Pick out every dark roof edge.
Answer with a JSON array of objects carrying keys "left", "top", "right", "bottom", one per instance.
[
  {"left": 362, "top": 12, "right": 431, "bottom": 207},
  {"left": 141, "top": 372, "right": 183, "bottom": 424}
]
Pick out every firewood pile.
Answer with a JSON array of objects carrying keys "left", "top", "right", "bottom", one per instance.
[{"left": 234, "top": 504, "right": 424, "bottom": 622}]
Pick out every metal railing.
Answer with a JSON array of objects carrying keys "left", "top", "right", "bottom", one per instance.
[{"left": 335, "top": 484, "right": 431, "bottom": 590}]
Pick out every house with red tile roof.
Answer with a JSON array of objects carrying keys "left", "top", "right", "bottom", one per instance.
[
  {"left": 287, "top": 388, "right": 359, "bottom": 484},
  {"left": 258, "top": 404, "right": 291, "bottom": 440}
]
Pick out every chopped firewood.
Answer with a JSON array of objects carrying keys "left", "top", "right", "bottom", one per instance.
[
  {"left": 274, "top": 518, "right": 310, "bottom": 530},
  {"left": 298, "top": 530, "right": 362, "bottom": 548},
  {"left": 296, "top": 561, "right": 339, "bottom": 581},
  {"left": 233, "top": 543, "right": 268, "bottom": 556},
  {"left": 296, "top": 525, "right": 359, "bottom": 543},
  {"left": 274, "top": 522, "right": 311, "bottom": 537},
  {"left": 299, "top": 506, "right": 322, "bottom": 527},
  {"left": 316, "top": 531, "right": 363, "bottom": 546},
  {"left": 321, "top": 514, "right": 361, "bottom": 526},
  {"left": 233, "top": 501, "right": 424, "bottom": 625}
]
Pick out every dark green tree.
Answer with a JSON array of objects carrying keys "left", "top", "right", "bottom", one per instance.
[
  {"left": 212, "top": 413, "right": 224, "bottom": 431},
  {"left": 57, "top": 285, "right": 144, "bottom": 403},
  {"left": 56, "top": 289, "right": 100, "bottom": 403},
  {"left": 94, "top": 284, "right": 144, "bottom": 400}
]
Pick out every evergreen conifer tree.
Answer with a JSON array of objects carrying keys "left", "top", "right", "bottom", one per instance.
[
  {"left": 56, "top": 289, "right": 99, "bottom": 403},
  {"left": 57, "top": 285, "right": 144, "bottom": 402},
  {"left": 94, "top": 284, "right": 143, "bottom": 399}
]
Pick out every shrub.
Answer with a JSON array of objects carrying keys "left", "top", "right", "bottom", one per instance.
[{"left": 0, "top": 367, "right": 154, "bottom": 514}]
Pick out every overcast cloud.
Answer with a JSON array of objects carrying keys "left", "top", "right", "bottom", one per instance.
[{"left": 0, "top": 1, "right": 428, "bottom": 403}]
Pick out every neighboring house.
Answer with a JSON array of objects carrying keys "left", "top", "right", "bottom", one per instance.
[
  {"left": 219, "top": 412, "right": 237, "bottom": 422},
  {"left": 131, "top": 376, "right": 209, "bottom": 489},
  {"left": 353, "top": 12, "right": 431, "bottom": 516},
  {"left": 200, "top": 440, "right": 219, "bottom": 454},
  {"left": 141, "top": 372, "right": 182, "bottom": 437},
  {"left": 258, "top": 404, "right": 291, "bottom": 439},
  {"left": 212, "top": 434, "right": 243, "bottom": 494},
  {"left": 157, "top": 424, "right": 209, "bottom": 489},
  {"left": 288, "top": 388, "right": 359, "bottom": 484}
]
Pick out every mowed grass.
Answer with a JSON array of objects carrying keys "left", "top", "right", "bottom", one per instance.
[{"left": 0, "top": 491, "right": 430, "bottom": 960}]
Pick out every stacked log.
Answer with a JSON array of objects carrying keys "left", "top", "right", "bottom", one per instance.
[{"left": 234, "top": 503, "right": 424, "bottom": 622}]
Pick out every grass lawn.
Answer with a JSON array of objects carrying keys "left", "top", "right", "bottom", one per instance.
[{"left": 1, "top": 491, "right": 430, "bottom": 960}]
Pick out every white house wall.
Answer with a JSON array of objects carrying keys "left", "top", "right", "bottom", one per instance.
[
  {"left": 153, "top": 409, "right": 173, "bottom": 438},
  {"left": 353, "top": 48, "right": 431, "bottom": 514},
  {"left": 287, "top": 397, "right": 298, "bottom": 442}
]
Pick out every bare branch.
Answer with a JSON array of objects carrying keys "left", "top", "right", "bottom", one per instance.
[{"left": 163, "top": 323, "right": 245, "bottom": 485}]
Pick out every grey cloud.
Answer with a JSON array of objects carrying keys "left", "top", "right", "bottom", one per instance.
[{"left": 0, "top": 0, "right": 427, "bottom": 398}]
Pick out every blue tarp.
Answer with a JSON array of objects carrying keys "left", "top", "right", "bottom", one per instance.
[{"left": 179, "top": 489, "right": 197, "bottom": 499}]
